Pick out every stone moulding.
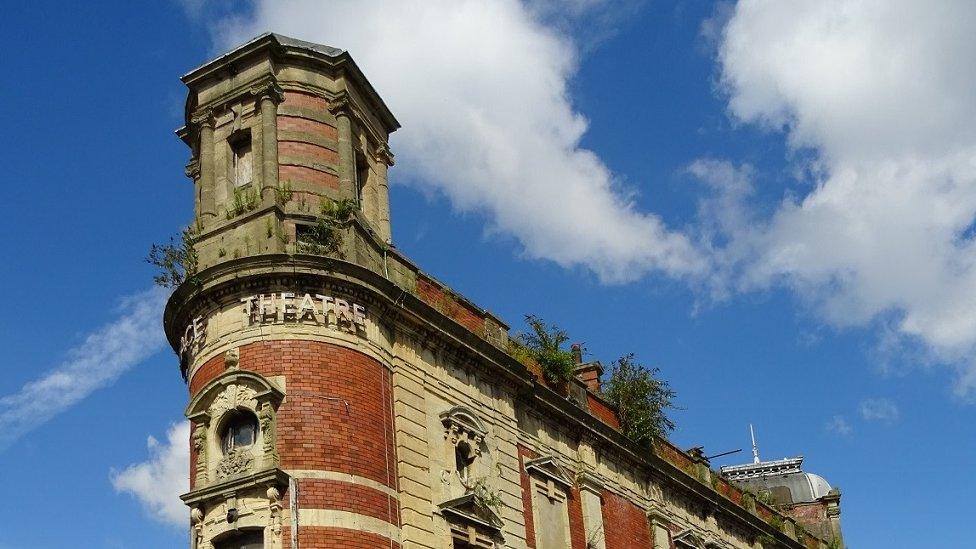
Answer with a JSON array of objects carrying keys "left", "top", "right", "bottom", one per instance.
[
  {"left": 181, "top": 468, "right": 290, "bottom": 507},
  {"left": 185, "top": 369, "right": 285, "bottom": 488}
]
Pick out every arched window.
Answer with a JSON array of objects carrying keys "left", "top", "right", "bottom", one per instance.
[
  {"left": 221, "top": 410, "right": 258, "bottom": 454},
  {"left": 214, "top": 529, "right": 263, "bottom": 549}
]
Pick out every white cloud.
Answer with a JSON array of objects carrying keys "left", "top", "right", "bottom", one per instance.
[
  {"left": 825, "top": 414, "right": 852, "bottom": 436},
  {"left": 859, "top": 397, "right": 899, "bottom": 423},
  {"left": 0, "top": 287, "right": 169, "bottom": 450},
  {"left": 112, "top": 421, "right": 190, "bottom": 527},
  {"left": 697, "top": 0, "right": 976, "bottom": 392},
  {"left": 208, "top": 0, "right": 704, "bottom": 283}
]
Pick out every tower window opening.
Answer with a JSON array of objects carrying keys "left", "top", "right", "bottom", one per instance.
[
  {"left": 355, "top": 153, "right": 369, "bottom": 208},
  {"left": 230, "top": 132, "right": 253, "bottom": 188},
  {"left": 221, "top": 410, "right": 258, "bottom": 454}
]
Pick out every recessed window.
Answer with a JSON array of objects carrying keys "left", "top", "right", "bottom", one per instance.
[
  {"left": 455, "top": 441, "right": 475, "bottom": 481},
  {"left": 221, "top": 410, "right": 258, "bottom": 453},
  {"left": 230, "top": 132, "right": 253, "bottom": 188},
  {"left": 355, "top": 153, "right": 369, "bottom": 207}
]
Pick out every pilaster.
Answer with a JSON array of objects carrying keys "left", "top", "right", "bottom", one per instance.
[
  {"left": 193, "top": 108, "right": 217, "bottom": 225},
  {"left": 328, "top": 91, "right": 357, "bottom": 202},
  {"left": 373, "top": 144, "right": 394, "bottom": 243}
]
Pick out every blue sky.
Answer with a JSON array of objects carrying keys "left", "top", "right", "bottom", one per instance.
[{"left": 1, "top": 1, "right": 973, "bottom": 547}]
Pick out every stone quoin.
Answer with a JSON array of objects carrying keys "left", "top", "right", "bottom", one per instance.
[{"left": 164, "top": 32, "right": 845, "bottom": 549}]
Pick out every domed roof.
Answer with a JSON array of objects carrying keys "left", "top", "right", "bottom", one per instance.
[
  {"left": 805, "top": 472, "right": 833, "bottom": 500},
  {"left": 721, "top": 457, "right": 833, "bottom": 504}
]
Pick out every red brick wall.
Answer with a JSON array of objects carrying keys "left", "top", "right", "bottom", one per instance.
[
  {"left": 602, "top": 490, "right": 653, "bottom": 549},
  {"left": 189, "top": 340, "right": 399, "bottom": 545},
  {"left": 284, "top": 478, "right": 399, "bottom": 525},
  {"left": 277, "top": 115, "right": 339, "bottom": 140},
  {"left": 568, "top": 486, "right": 587, "bottom": 549},
  {"left": 189, "top": 352, "right": 224, "bottom": 395},
  {"left": 283, "top": 91, "right": 330, "bottom": 111},
  {"left": 415, "top": 276, "right": 486, "bottom": 334},
  {"left": 586, "top": 394, "right": 622, "bottom": 429},
  {"left": 278, "top": 164, "right": 339, "bottom": 190},
  {"left": 279, "top": 140, "right": 339, "bottom": 164},
  {"left": 518, "top": 445, "right": 539, "bottom": 549}
]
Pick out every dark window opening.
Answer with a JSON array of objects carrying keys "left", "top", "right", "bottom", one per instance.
[
  {"left": 214, "top": 530, "right": 264, "bottom": 549},
  {"left": 220, "top": 410, "right": 258, "bottom": 454},
  {"left": 355, "top": 153, "right": 369, "bottom": 207},
  {"left": 455, "top": 441, "right": 475, "bottom": 481}
]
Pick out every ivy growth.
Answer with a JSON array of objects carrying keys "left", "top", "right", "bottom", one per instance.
[
  {"left": 146, "top": 225, "right": 199, "bottom": 288},
  {"left": 296, "top": 198, "right": 356, "bottom": 256},
  {"left": 602, "top": 353, "right": 676, "bottom": 447},
  {"left": 510, "top": 315, "right": 577, "bottom": 385}
]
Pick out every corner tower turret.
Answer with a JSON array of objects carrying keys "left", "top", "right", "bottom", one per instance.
[{"left": 178, "top": 33, "right": 399, "bottom": 272}]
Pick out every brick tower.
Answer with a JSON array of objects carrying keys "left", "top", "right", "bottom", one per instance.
[
  {"left": 167, "top": 33, "right": 405, "bottom": 548},
  {"left": 167, "top": 32, "right": 843, "bottom": 549}
]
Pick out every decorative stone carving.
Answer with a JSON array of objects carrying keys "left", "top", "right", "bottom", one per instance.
[
  {"left": 185, "top": 370, "right": 285, "bottom": 491},
  {"left": 185, "top": 158, "right": 201, "bottom": 180},
  {"left": 267, "top": 486, "right": 283, "bottom": 536},
  {"left": 224, "top": 348, "right": 240, "bottom": 370},
  {"left": 250, "top": 79, "right": 285, "bottom": 104},
  {"left": 190, "top": 107, "right": 214, "bottom": 129},
  {"left": 192, "top": 422, "right": 209, "bottom": 486},
  {"left": 373, "top": 143, "right": 395, "bottom": 166},
  {"left": 210, "top": 384, "right": 258, "bottom": 417},
  {"left": 215, "top": 447, "right": 254, "bottom": 480},
  {"left": 326, "top": 91, "right": 352, "bottom": 117},
  {"left": 258, "top": 401, "right": 279, "bottom": 465},
  {"left": 441, "top": 405, "right": 488, "bottom": 456},
  {"left": 191, "top": 507, "right": 204, "bottom": 549}
]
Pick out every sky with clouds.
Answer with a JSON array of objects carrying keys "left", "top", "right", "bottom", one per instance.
[{"left": 0, "top": 1, "right": 973, "bottom": 547}]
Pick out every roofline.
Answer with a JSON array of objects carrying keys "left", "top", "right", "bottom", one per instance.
[{"left": 182, "top": 32, "right": 400, "bottom": 132}]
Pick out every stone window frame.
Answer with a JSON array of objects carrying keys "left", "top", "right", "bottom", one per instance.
[
  {"left": 186, "top": 369, "right": 284, "bottom": 488},
  {"left": 524, "top": 456, "right": 574, "bottom": 549},
  {"left": 441, "top": 405, "right": 489, "bottom": 486}
]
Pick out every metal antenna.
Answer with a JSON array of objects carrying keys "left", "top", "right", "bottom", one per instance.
[{"left": 750, "top": 424, "right": 761, "bottom": 464}]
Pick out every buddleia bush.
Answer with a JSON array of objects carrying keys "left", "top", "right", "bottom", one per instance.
[
  {"left": 511, "top": 315, "right": 577, "bottom": 385},
  {"left": 147, "top": 225, "right": 199, "bottom": 288},
  {"left": 603, "top": 354, "right": 676, "bottom": 447}
]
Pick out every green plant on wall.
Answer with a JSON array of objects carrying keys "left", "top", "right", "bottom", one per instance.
[
  {"left": 510, "top": 315, "right": 577, "bottom": 385},
  {"left": 602, "top": 353, "right": 676, "bottom": 447},
  {"left": 275, "top": 182, "right": 294, "bottom": 205},
  {"left": 296, "top": 198, "right": 356, "bottom": 256},
  {"left": 146, "top": 225, "right": 199, "bottom": 288},
  {"left": 227, "top": 185, "right": 259, "bottom": 218},
  {"left": 756, "top": 488, "right": 776, "bottom": 507},
  {"left": 469, "top": 477, "right": 502, "bottom": 511}
]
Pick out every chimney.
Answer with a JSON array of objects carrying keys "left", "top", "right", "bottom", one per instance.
[
  {"left": 571, "top": 343, "right": 583, "bottom": 365},
  {"left": 572, "top": 343, "right": 602, "bottom": 392}
]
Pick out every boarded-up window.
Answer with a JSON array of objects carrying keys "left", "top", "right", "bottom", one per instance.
[
  {"left": 232, "top": 138, "right": 253, "bottom": 187},
  {"left": 531, "top": 478, "right": 571, "bottom": 549}
]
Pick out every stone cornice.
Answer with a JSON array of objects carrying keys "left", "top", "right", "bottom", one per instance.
[{"left": 181, "top": 467, "right": 289, "bottom": 506}]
